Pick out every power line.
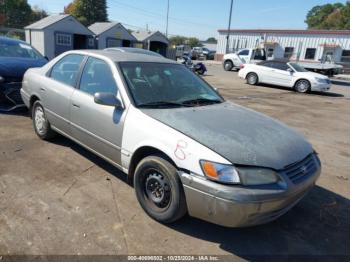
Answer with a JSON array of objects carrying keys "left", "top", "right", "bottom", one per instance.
[{"left": 108, "top": 0, "right": 221, "bottom": 29}]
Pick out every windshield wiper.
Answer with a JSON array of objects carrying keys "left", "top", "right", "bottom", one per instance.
[
  {"left": 181, "top": 98, "right": 222, "bottom": 106},
  {"left": 137, "top": 101, "right": 191, "bottom": 108}
]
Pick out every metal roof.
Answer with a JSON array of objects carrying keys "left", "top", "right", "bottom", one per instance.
[
  {"left": 132, "top": 30, "right": 168, "bottom": 43},
  {"left": 88, "top": 22, "right": 121, "bottom": 36},
  {"left": 218, "top": 29, "right": 350, "bottom": 35},
  {"left": 25, "top": 14, "right": 70, "bottom": 30},
  {"left": 68, "top": 49, "right": 176, "bottom": 63}
]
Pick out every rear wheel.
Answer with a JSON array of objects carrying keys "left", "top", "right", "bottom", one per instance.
[
  {"left": 246, "top": 72, "right": 258, "bottom": 85},
  {"left": 294, "top": 79, "right": 311, "bottom": 93},
  {"left": 134, "top": 155, "right": 187, "bottom": 223},
  {"left": 32, "top": 101, "right": 56, "bottom": 140},
  {"left": 224, "top": 60, "right": 233, "bottom": 71}
]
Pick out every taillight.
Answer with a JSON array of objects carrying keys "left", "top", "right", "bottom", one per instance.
[{"left": 240, "top": 64, "right": 245, "bottom": 69}]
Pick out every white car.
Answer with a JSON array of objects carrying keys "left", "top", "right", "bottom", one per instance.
[{"left": 238, "top": 60, "right": 332, "bottom": 93}]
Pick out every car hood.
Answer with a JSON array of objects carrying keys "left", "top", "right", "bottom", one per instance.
[
  {"left": 0, "top": 57, "right": 47, "bottom": 79},
  {"left": 141, "top": 102, "right": 313, "bottom": 170}
]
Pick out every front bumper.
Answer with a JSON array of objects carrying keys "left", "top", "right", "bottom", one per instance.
[
  {"left": 0, "top": 82, "right": 25, "bottom": 112},
  {"left": 180, "top": 155, "right": 321, "bottom": 227},
  {"left": 311, "top": 82, "right": 331, "bottom": 92}
]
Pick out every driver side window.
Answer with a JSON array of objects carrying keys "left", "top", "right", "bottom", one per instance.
[{"left": 79, "top": 57, "right": 118, "bottom": 96}]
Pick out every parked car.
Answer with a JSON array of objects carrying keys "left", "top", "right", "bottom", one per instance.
[
  {"left": 191, "top": 47, "right": 204, "bottom": 60},
  {"left": 21, "top": 50, "right": 321, "bottom": 227},
  {"left": 223, "top": 48, "right": 266, "bottom": 71},
  {"left": 238, "top": 60, "right": 332, "bottom": 93},
  {"left": 0, "top": 36, "right": 47, "bottom": 111},
  {"left": 175, "top": 45, "right": 191, "bottom": 59},
  {"left": 202, "top": 48, "right": 216, "bottom": 60}
]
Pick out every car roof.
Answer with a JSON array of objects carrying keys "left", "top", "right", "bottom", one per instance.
[
  {"left": 0, "top": 36, "right": 28, "bottom": 45},
  {"left": 104, "top": 47, "right": 163, "bottom": 58},
  {"left": 258, "top": 59, "right": 290, "bottom": 65},
  {"left": 68, "top": 49, "right": 177, "bottom": 64}
]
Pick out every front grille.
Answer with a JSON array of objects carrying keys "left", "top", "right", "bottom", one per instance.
[{"left": 283, "top": 154, "right": 318, "bottom": 184}]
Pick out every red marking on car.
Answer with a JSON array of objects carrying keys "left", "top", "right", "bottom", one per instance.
[{"left": 174, "top": 140, "right": 188, "bottom": 160}]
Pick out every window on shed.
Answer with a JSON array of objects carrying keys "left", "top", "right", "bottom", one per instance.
[
  {"left": 56, "top": 33, "right": 72, "bottom": 46},
  {"left": 284, "top": 47, "right": 294, "bottom": 59},
  {"left": 305, "top": 48, "right": 316, "bottom": 60},
  {"left": 341, "top": 50, "right": 350, "bottom": 63}
]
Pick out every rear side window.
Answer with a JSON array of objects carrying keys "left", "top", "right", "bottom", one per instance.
[
  {"left": 50, "top": 54, "right": 84, "bottom": 87},
  {"left": 79, "top": 57, "right": 118, "bottom": 96}
]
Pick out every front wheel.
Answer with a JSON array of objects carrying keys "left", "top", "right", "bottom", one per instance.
[
  {"left": 294, "top": 79, "right": 311, "bottom": 93},
  {"left": 32, "top": 101, "right": 56, "bottom": 140},
  {"left": 134, "top": 155, "right": 187, "bottom": 224}
]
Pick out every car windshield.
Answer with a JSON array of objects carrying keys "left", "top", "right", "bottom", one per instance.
[
  {"left": 119, "top": 62, "right": 223, "bottom": 108},
  {"left": 0, "top": 39, "right": 43, "bottom": 59},
  {"left": 289, "top": 63, "right": 308, "bottom": 72}
]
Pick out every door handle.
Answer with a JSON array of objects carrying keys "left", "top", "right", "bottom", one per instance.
[
  {"left": 40, "top": 88, "right": 46, "bottom": 92},
  {"left": 72, "top": 103, "right": 80, "bottom": 108}
]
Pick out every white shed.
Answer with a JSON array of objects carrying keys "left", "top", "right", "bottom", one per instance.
[
  {"left": 25, "top": 14, "right": 94, "bottom": 60},
  {"left": 216, "top": 29, "right": 350, "bottom": 64},
  {"left": 132, "top": 30, "right": 169, "bottom": 57},
  {"left": 88, "top": 22, "right": 136, "bottom": 49}
]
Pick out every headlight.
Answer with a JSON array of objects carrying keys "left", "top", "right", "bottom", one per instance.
[
  {"left": 237, "top": 167, "right": 280, "bottom": 186},
  {"left": 200, "top": 160, "right": 280, "bottom": 186},
  {"left": 200, "top": 160, "right": 240, "bottom": 184},
  {"left": 0, "top": 76, "right": 4, "bottom": 83},
  {"left": 315, "top": 77, "right": 328, "bottom": 83}
]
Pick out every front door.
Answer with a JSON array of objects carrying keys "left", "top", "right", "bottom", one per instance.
[
  {"left": 267, "top": 62, "right": 294, "bottom": 87},
  {"left": 70, "top": 56, "right": 126, "bottom": 166},
  {"left": 44, "top": 54, "right": 85, "bottom": 134}
]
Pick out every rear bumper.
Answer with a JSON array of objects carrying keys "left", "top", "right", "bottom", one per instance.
[{"left": 179, "top": 159, "right": 321, "bottom": 227}]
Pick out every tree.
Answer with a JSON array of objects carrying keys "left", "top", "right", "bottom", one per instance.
[
  {"left": 169, "top": 35, "right": 187, "bottom": 46},
  {"left": 64, "top": 0, "right": 108, "bottom": 26},
  {"left": 0, "top": 0, "right": 32, "bottom": 28},
  {"left": 206, "top": 37, "right": 217, "bottom": 44},
  {"left": 31, "top": 5, "right": 48, "bottom": 23},
  {"left": 305, "top": 3, "right": 344, "bottom": 29},
  {"left": 187, "top": 37, "right": 202, "bottom": 48}
]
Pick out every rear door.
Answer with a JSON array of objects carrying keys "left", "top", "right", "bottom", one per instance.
[
  {"left": 70, "top": 56, "right": 126, "bottom": 166},
  {"left": 43, "top": 54, "right": 85, "bottom": 134}
]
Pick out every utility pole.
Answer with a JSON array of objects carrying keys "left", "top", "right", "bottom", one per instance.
[
  {"left": 226, "top": 0, "right": 233, "bottom": 54},
  {"left": 166, "top": 0, "right": 170, "bottom": 38}
]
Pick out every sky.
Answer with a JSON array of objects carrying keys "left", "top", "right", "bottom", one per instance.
[{"left": 28, "top": 0, "right": 348, "bottom": 40}]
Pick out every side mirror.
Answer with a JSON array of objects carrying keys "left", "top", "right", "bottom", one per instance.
[
  {"left": 94, "top": 92, "right": 123, "bottom": 108},
  {"left": 287, "top": 68, "right": 294, "bottom": 73},
  {"left": 44, "top": 56, "right": 49, "bottom": 61}
]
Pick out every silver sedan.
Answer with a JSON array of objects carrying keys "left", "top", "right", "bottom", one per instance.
[{"left": 21, "top": 50, "right": 321, "bottom": 227}]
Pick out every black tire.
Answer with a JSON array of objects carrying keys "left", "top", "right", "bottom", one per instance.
[
  {"left": 134, "top": 155, "right": 187, "bottom": 223},
  {"left": 32, "top": 101, "right": 56, "bottom": 140},
  {"left": 294, "top": 79, "right": 311, "bottom": 93},
  {"left": 246, "top": 72, "right": 259, "bottom": 85},
  {"left": 223, "top": 60, "right": 233, "bottom": 71}
]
